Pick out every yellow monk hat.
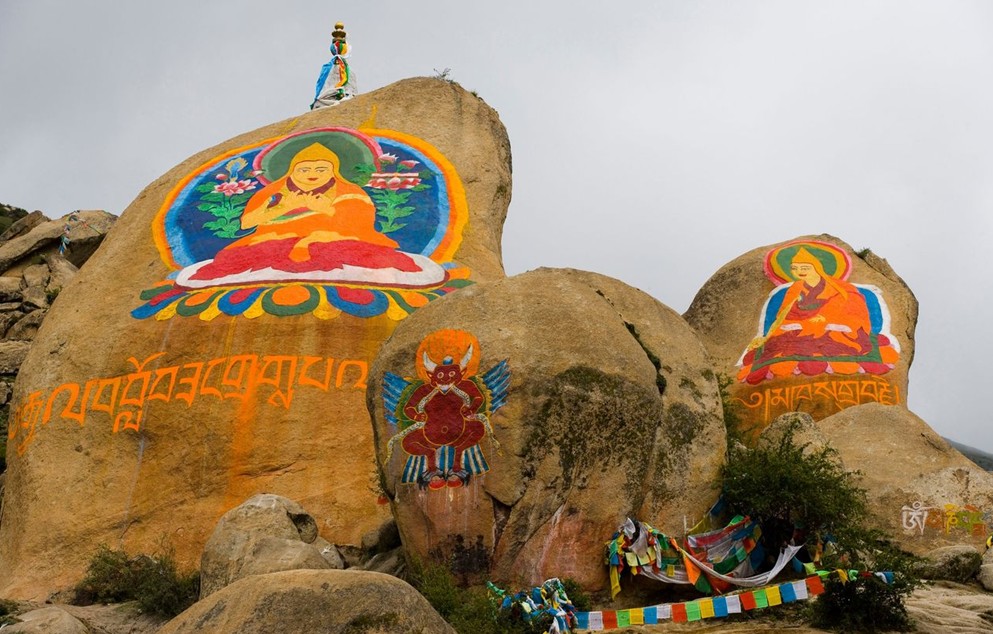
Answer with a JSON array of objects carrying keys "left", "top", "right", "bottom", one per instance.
[
  {"left": 289, "top": 142, "right": 341, "bottom": 171},
  {"left": 791, "top": 247, "right": 821, "bottom": 267}
]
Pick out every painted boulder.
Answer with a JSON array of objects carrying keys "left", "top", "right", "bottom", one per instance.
[
  {"left": 684, "top": 235, "right": 917, "bottom": 439},
  {"left": 0, "top": 77, "right": 511, "bottom": 598},
  {"left": 815, "top": 403, "right": 993, "bottom": 556},
  {"left": 367, "top": 268, "right": 727, "bottom": 589}
]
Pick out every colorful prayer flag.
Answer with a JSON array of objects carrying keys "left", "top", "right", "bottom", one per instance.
[
  {"left": 713, "top": 596, "right": 729, "bottom": 617},
  {"left": 740, "top": 592, "right": 757, "bottom": 611},
  {"left": 616, "top": 610, "right": 630, "bottom": 627},
  {"left": 780, "top": 581, "right": 797, "bottom": 603},
  {"left": 685, "top": 601, "right": 702, "bottom": 622},
  {"left": 766, "top": 585, "right": 782, "bottom": 606},
  {"left": 672, "top": 603, "right": 688, "bottom": 623},
  {"left": 643, "top": 606, "right": 658, "bottom": 624},
  {"left": 629, "top": 608, "right": 644, "bottom": 625},
  {"left": 726, "top": 594, "right": 742, "bottom": 614},
  {"left": 700, "top": 598, "right": 716, "bottom": 619},
  {"left": 602, "top": 610, "right": 618, "bottom": 629},
  {"left": 806, "top": 575, "right": 825, "bottom": 596},
  {"left": 753, "top": 588, "right": 769, "bottom": 609},
  {"left": 792, "top": 579, "right": 809, "bottom": 600}
]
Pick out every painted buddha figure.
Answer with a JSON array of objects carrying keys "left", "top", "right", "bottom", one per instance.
[
  {"left": 737, "top": 246, "right": 898, "bottom": 384},
  {"left": 178, "top": 142, "right": 445, "bottom": 289}
]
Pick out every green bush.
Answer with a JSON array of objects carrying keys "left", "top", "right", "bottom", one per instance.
[
  {"left": 810, "top": 575, "right": 913, "bottom": 632},
  {"left": 405, "top": 558, "right": 558, "bottom": 634},
  {"left": 720, "top": 422, "right": 869, "bottom": 551},
  {"left": 719, "top": 421, "right": 919, "bottom": 629},
  {"left": 72, "top": 545, "right": 199, "bottom": 617}
]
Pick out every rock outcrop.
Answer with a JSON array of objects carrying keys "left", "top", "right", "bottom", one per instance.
[
  {"left": 368, "top": 267, "right": 726, "bottom": 589},
  {"left": 815, "top": 403, "right": 993, "bottom": 555},
  {"left": 199, "top": 494, "right": 344, "bottom": 598},
  {"left": 1, "top": 606, "right": 89, "bottom": 634},
  {"left": 157, "top": 569, "right": 456, "bottom": 634},
  {"left": 685, "top": 235, "right": 917, "bottom": 439},
  {"left": 0, "top": 78, "right": 511, "bottom": 599}
]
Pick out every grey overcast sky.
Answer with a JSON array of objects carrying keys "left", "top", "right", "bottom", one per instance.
[{"left": 0, "top": 1, "right": 990, "bottom": 451}]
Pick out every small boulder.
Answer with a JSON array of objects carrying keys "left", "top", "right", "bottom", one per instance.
[
  {"left": 21, "top": 287, "right": 48, "bottom": 310},
  {"left": 157, "top": 569, "right": 456, "bottom": 634},
  {"left": 917, "top": 545, "right": 983, "bottom": 583},
  {"left": 816, "top": 403, "right": 993, "bottom": 555},
  {"left": 200, "top": 494, "right": 339, "bottom": 598},
  {"left": 0, "top": 341, "right": 31, "bottom": 374},
  {"left": 20, "top": 264, "right": 50, "bottom": 290},
  {"left": 5, "top": 309, "right": 47, "bottom": 341},
  {"left": 42, "top": 254, "right": 78, "bottom": 295},
  {"left": 0, "top": 277, "right": 22, "bottom": 302},
  {"left": 2, "top": 607, "right": 88, "bottom": 634}
]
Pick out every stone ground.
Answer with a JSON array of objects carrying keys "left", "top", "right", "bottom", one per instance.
[{"left": 1, "top": 581, "right": 991, "bottom": 633}]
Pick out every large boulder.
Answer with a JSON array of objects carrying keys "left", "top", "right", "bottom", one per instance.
[
  {"left": 199, "top": 494, "right": 343, "bottom": 598},
  {"left": 368, "top": 268, "right": 726, "bottom": 589},
  {"left": 815, "top": 403, "right": 993, "bottom": 555},
  {"left": 0, "top": 77, "right": 511, "bottom": 598},
  {"left": 685, "top": 235, "right": 917, "bottom": 439},
  {"left": 157, "top": 569, "right": 456, "bottom": 634}
]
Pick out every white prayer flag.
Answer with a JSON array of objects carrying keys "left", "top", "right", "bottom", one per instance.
[
  {"left": 726, "top": 595, "right": 742, "bottom": 614},
  {"left": 793, "top": 580, "right": 809, "bottom": 600}
]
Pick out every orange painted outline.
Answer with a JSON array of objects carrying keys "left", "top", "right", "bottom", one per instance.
[{"left": 152, "top": 128, "right": 468, "bottom": 270}]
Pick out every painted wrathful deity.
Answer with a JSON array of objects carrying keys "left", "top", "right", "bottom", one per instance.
[
  {"left": 737, "top": 241, "right": 900, "bottom": 384},
  {"left": 384, "top": 330, "right": 509, "bottom": 490}
]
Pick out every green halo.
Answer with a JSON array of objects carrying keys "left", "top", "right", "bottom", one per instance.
[{"left": 258, "top": 130, "right": 378, "bottom": 185}]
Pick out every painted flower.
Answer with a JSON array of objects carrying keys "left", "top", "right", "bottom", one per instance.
[
  {"left": 399, "top": 160, "right": 419, "bottom": 170},
  {"left": 214, "top": 179, "right": 257, "bottom": 196},
  {"left": 379, "top": 153, "right": 398, "bottom": 165},
  {"left": 385, "top": 176, "right": 404, "bottom": 190},
  {"left": 402, "top": 176, "right": 422, "bottom": 188},
  {"left": 215, "top": 173, "right": 227, "bottom": 180}
]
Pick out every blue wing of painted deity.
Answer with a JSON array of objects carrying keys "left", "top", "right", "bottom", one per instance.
[
  {"left": 382, "top": 372, "right": 414, "bottom": 427},
  {"left": 480, "top": 359, "right": 510, "bottom": 413}
]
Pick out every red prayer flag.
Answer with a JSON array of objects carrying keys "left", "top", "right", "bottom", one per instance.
[
  {"left": 672, "top": 603, "right": 688, "bottom": 623},
  {"left": 602, "top": 611, "right": 618, "bottom": 628},
  {"left": 740, "top": 591, "right": 757, "bottom": 611},
  {"left": 806, "top": 575, "right": 825, "bottom": 596}
]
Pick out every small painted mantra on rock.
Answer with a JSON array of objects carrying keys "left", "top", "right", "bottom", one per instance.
[
  {"left": 7, "top": 352, "right": 368, "bottom": 455},
  {"left": 900, "top": 501, "right": 992, "bottom": 537},
  {"left": 735, "top": 376, "right": 900, "bottom": 424}
]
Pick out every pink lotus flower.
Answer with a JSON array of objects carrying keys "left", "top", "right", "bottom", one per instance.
[
  {"left": 213, "top": 179, "right": 257, "bottom": 196},
  {"left": 402, "top": 176, "right": 421, "bottom": 188},
  {"left": 379, "top": 153, "right": 398, "bottom": 165},
  {"left": 399, "top": 160, "right": 419, "bottom": 170},
  {"left": 215, "top": 173, "right": 227, "bottom": 180},
  {"left": 385, "top": 176, "right": 404, "bottom": 189}
]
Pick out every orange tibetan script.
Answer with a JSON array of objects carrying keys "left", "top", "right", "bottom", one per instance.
[{"left": 8, "top": 352, "right": 368, "bottom": 455}]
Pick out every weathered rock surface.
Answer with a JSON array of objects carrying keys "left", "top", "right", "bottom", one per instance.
[
  {"left": 0, "top": 77, "right": 511, "bottom": 599},
  {"left": 816, "top": 403, "right": 993, "bottom": 555},
  {"left": 685, "top": 235, "right": 917, "bottom": 439},
  {"left": 368, "top": 267, "right": 726, "bottom": 589},
  {"left": 918, "top": 545, "right": 983, "bottom": 582},
  {"left": 2, "top": 606, "right": 89, "bottom": 634},
  {"left": 905, "top": 581, "right": 993, "bottom": 633},
  {"left": 200, "top": 494, "right": 339, "bottom": 598},
  {"left": 157, "top": 569, "right": 457, "bottom": 634}
]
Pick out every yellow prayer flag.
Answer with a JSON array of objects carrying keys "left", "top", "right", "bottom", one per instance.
[
  {"left": 629, "top": 608, "right": 644, "bottom": 625},
  {"left": 625, "top": 552, "right": 639, "bottom": 567},
  {"left": 766, "top": 585, "right": 782, "bottom": 606},
  {"left": 610, "top": 565, "right": 621, "bottom": 599},
  {"left": 699, "top": 598, "right": 716, "bottom": 618},
  {"left": 836, "top": 569, "right": 849, "bottom": 583}
]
